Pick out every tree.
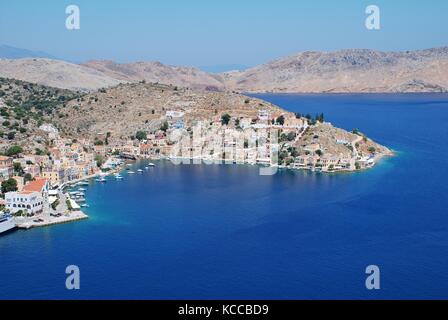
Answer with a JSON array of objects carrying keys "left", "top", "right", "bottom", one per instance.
[
  {"left": 1, "top": 178, "right": 18, "bottom": 194},
  {"left": 95, "top": 155, "right": 104, "bottom": 168},
  {"left": 35, "top": 148, "right": 45, "bottom": 156},
  {"left": 24, "top": 173, "right": 33, "bottom": 183},
  {"left": 221, "top": 114, "right": 231, "bottom": 126},
  {"left": 317, "top": 113, "right": 325, "bottom": 123},
  {"left": 94, "top": 139, "right": 104, "bottom": 146},
  {"left": 287, "top": 132, "right": 297, "bottom": 141},
  {"left": 316, "top": 149, "right": 323, "bottom": 157},
  {"left": 7, "top": 132, "right": 15, "bottom": 140},
  {"left": 276, "top": 115, "right": 285, "bottom": 126},
  {"left": 6, "top": 145, "right": 23, "bottom": 157},
  {"left": 135, "top": 131, "right": 147, "bottom": 141},
  {"left": 368, "top": 147, "right": 376, "bottom": 154},
  {"left": 13, "top": 162, "right": 23, "bottom": 175},
  {"left": 160, "top": 121, "right": 169, "bottom": 132}
]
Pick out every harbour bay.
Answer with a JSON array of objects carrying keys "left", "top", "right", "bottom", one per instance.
[{"left": 1, "top": 94, "right": 448, "bottom": 299}]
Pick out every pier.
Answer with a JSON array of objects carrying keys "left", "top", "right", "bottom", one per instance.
[{"left": 15, "top": 211, "right": 89, "bottom": 230}]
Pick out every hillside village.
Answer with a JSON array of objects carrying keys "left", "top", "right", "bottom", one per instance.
[{"left": 0, "top": 79, "right": 392, "bottom": 227}]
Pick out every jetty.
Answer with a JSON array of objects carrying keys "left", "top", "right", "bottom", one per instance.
[{"left": 15, "top": 211, "right": 88, "bottom": 230}]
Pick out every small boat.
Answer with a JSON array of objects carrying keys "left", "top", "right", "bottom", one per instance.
[
  {"left": 81, "top": 204, "right": 89, "bottom": 208},
  {"left": 96, "top": 177, "right": 107, "bottom": 182},
  {"left": 137, "top": 169, "right": 144, "bottom": 173},
  {"left": 128, "top": 171, "right": 135, "bottom": 174},
  {"left": 148, "top": 163, "right": 156, "bottom": 167},
  {"left": 77, "top": 198, "right": 86, "bottom": 203},
  {"left": 78, "top": 188, "right": 87, "bottom": 191},
  {"left": 115, "top": 174, "right": 124, "bottom": 179}
]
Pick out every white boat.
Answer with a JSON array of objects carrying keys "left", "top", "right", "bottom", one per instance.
[
  {"left": 148, "top": 163, "right": 156, "bottom": 167},
  {"left": 0, "top": 214, "right": 16, "bottom": 235},
  {"left": 137, "top": 169, "right": 144, "bottom": 173},
  {"left": 81, "top": 204, "right": 89, "bottom": 208},
  {"left": 96, "top": 177, "right": 107, "bottom": 182},
  {"left": 78, "top": 188, "right": 87, "bottom": 191},
  {"left": 128, "top": 171, "right": 135, "bottom": 174}
]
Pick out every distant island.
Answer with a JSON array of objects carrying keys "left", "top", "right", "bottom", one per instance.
[{"left": 0, "top": 46, "right": 447, "bottom": 93}]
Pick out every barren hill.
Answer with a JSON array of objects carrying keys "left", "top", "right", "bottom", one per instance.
[
  {"left": 82, "top": 60, "right": 225, "bottom": 91},
  {"left": 53, "top": 82, "right": 283, "bottom": 140},
  {"left": 0, "top": 58, "right": 121, "bottom": 91},
  {"left": 223, "top": 48, "right": 448, "bottom": 93},
  {"left": 1, "top": 47, "right": 447, "bottom": 93}
]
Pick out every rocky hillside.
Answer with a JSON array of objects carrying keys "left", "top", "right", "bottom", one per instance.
[
  {"left": 0, "top": 77, "right": 82, "bottom": 153},
  {"left": 222, "top": 47, "right": 448, "bottom": 93},
  {"left": 1, "top": 47, "right": 446, "bottom": 93},
  {"left": 0, "top": 58, "right": 121, "bottom": 91},
  {"left": 82, "top": 60, "right": 225, "bottom": 91},
  {"left": 53, "top": 82, "right": 284, "bottom": 141}
]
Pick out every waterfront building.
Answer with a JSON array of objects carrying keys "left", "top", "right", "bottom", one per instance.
[{"left": 5, "top": 178, "right": 49, "bottom": 215}]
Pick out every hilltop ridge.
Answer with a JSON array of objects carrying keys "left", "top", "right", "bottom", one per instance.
[{"left": 0, "top": 47, "right": 447, "bottom": 93}]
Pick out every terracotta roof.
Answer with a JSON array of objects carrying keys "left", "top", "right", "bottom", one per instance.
[
  {"left": 0, "top": 156, "right": 12, "bottom": 161},
  {"left": 23, "top": 178, "right": 48, "bottom": 193}
]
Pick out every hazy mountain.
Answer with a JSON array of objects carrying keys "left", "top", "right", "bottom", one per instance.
[
  {"left": 82, "top": 60, "right": 225, "bottom": 91},
  {"left": 223, "top": 48, "right": 448, "bottom": 93},
  {"left": 0, "top": 47, "right": 447, "bottom": 93},
  {"left": 0, "top": 44, "right": 56, "bottom": 60},
  {"left": 0, "top": 58, "right": 121, "bottom": 91}
]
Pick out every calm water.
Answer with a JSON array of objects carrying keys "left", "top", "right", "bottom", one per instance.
[{"left": 1, "top": 93, "right": 448, "bottom": 300}]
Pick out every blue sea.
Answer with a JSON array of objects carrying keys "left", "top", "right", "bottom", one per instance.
[{"left": 1, "top": 93, "right": 448, "bottom": 300}]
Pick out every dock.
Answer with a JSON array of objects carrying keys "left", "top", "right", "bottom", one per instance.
[{"left": 15, "top": 211, "right": 89, "bottom": 230}]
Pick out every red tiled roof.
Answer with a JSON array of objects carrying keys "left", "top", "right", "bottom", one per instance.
[{"left": 23, "top": 178, "right": 48, "bottom": 193}]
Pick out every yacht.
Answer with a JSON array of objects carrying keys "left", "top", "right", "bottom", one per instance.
[
  {"left": 137, "top": 169, "right": 144, "bottom": 173},
  {"left": 0, "top": 214, "right": 16, "bottom": 235},
  {"left": 148, "top": 163, "right": 156, "bottom": 167}
]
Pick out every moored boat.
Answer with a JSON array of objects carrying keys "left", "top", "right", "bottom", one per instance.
[{"left": 0, "top": 214, "right": 16, "bottom": 235}]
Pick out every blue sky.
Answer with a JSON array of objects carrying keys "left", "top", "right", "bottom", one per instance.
[{"left": 0, "top": 0, "right": 447, "bottom": 68}]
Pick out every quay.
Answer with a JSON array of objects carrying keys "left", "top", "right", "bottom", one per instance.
[{"left": 15, "top": 211, "right": 88, "bottom": 230}]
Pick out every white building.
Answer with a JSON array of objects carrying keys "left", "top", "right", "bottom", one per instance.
[
  {"left": 4, "top": 178, "right": 49, "bottom": 215},
  {"left": 5, "top": 191, "right": 44, "bottom": 215},
  {"left": 258, "top": 110, "right": 270, "bottom": 122}
]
